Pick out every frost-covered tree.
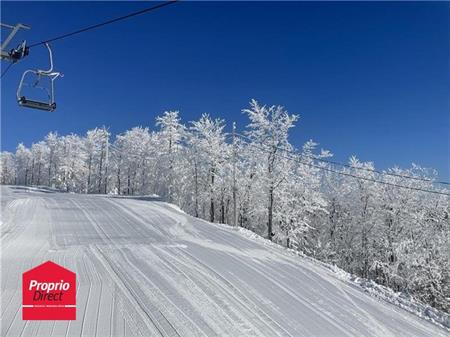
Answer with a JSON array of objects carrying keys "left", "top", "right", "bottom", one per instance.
[
  {"left": 44, "top": 132, "right": 59, "bottom": 187},
  {"left": 85, "top": 128, "right": 105, "bottom": 193},
  {"left": 56, "top": 134, "right": 87, "bottom": 192},
  {"left": 15, "top": 143, "right": 32, "bottom": 185},
  {"left": 0, "top": 152, "right": 16, "bottom": 185},
  {"left": 243, "top": 99, "right": 299, "bottom": 240},
  {"left": 156, "top": 111, "right": 185, "bottom": 202},
  {"left": 189, "top": 113, "right": 228, "bottom": 222},
  {"left": 113, "top": 127, "right": 154, "bottom": 195},
  {"left": 275, "top": 140, "right": 328, "bottom": 251}
]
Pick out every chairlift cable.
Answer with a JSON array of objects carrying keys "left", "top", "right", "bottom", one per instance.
[
  {"left": 1, "top": 63, "right": 13, "bottom": 78},
  {"left": 233, "top": 132, "right": 450, "bottom": 186},
  {"left": 28, "top": 1, "right": 178, "bottom": 48},
  {"left": 234, "top": 136, "right": 450, "bottom": 197}
]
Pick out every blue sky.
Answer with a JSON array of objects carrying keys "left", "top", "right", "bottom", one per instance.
[{"left": 1, "top": 1, "right": 449, "bottom": 180}]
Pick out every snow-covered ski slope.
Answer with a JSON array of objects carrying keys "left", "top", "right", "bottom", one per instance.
[{"left": 1, "top": 186, "right": 447, "bottom": 337}]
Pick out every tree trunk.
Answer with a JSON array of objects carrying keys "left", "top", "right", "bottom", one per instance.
[
  {"left": 221, "top": 193, "right": 225, "bottom": 224},
  {"left": 210, "top": 166, "right": 215, "bottom": 223},
  {"left": 24, "top": 166, "right": 29, "bottom": 186},
  {"left": 168, "top": 135, "right": 173, "bottom": 202},
  {"left": 48, "top": 151, "right": 53, "bottom": 186},
  {"left": 194, "top": 160, "right": 199, "bottom": 217},
  {"left": 87, "top": 154, "right": 92, "bottom": 193},
  {"left": 267, "top": 149, "right": 276, "bottom": 241},
  {"left": 37, "top": 162, "right": 42, "bottom": 185},
  {"left": 127, "top": 168, "right": 131, "bottom": 195},
  {"left": 104, "top": 163, "right": 108, "bottom": 194},
  {"left": 268, "top": 184, "right": 274, "bottom": 240},
  {"left": 30, "top": 158, "right": 35, "bottom": 185},
  {"left": 98, "top": 142, "right": 105, "bottom": 193},
  {"left": 117, "top": 165, "right": 121, "bottom": 195}
]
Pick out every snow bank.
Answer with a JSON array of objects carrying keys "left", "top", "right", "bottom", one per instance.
[
  {"left": 210, "top": 221, "right": 450, "bottom": 331},
  {"left": 334, "top": 269, "right": 450, "bottom": 331}
]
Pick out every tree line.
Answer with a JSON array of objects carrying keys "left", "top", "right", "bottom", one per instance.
[{"left": 1, "top": 100, "right": 449, "bottom": 311}]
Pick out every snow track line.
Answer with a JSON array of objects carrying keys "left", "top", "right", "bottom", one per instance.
[
  {"left": 82, "top": 252, "right": 104, "bottom": 337},
  {"left": 151, "top": 250, "right": 231, "bottom": 336},
  {"left": 79, "top": 255, "right": 93, "bottom": 337},
  {"left": 1, "top": 198, "right": 29, "bottom": 241},
  {"left": 94, "top": 281, "right": 103, "bottom": 337},
  {"left": 69, "top": 199, "right": 109, "bottom": 246},
  {"left": 2, "top": 237, "right": 46, "bottom": 315},
  {"left": 83, "top": 206, "right": 183, "bottom": 335},
  {"left": 119, "top": 246, "right": 207, "bottom": 337},
  {"left": 152, "top": 246, "right": 245, "bottom": 334},
  {"left": 104, "top": 198, "right": 167, "bottom": 240},
  {"left": 312, "top": 265, "right": 414, "bottom": 337},
  {"left": 109, "top": 247, "right": 183, "bottom": 337},
  {"left": 69, "top": 198, "right": 165, "bottom": 337},
  {"left": 335, "top": 285, "right": 397, "bottom": 337},
  {"left": 91, "top": 246, "right": 166, "bottom": 337},
  {"left": 109, "top": 289, "right": 115, "bottom": 337},
  {"left": 179, "top": 248, "right": 294, "bottom": 337},
  {"left": 159, "top": 310, "right": 182, "bottom": 337},
  {"left": 236, "top": 254, "right": 357, "bottom": 336},
  {"left": 278, "top": 253, "right": 426, "bottom": 336},
  {"left": 74, "top": 198, "right": 185, "bottom": 336},
  {"left": 1, "top": 199, "right": 32, "bottom": 249},
  {"left": 1, "top": 259, "right": 26, "bottom": 316},
  {"left": 53, "top": 250, "right": 72, "bottom": 337},
  {"left": 152, "top": 245, "right": 267, "bottom": 337},
  {"left": 229, "top": 251, "right": 354, "bottom": 334},
  {"left": 268, "top": 258, "right": 385, "bottom": 335}
]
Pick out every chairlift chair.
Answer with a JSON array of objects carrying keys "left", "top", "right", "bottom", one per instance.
[{"left": 16, "top": 43, "right": 62, "bottom": 112}]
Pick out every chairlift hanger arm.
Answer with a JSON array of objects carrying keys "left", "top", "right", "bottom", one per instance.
[
  {"left": 1, "top": 22, "right": 30, "bottom": 62},
  {"left": 1, "top": 23, "right": 30, "bottom": 50},
  {"left": 38, "top": 43, "right": 55, "bottom": 74}
]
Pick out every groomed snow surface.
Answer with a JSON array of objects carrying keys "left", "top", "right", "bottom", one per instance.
[{"left": 1, "top": 186, "right": 448, "bottom": 337}]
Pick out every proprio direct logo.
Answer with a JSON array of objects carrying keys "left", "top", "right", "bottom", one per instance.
[{"left": 22, "top": 261, "right": 76, "bottom": 320}]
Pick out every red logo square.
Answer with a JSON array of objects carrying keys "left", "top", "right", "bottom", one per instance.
[{"left": 22, "top": 261, "right": 76, "bottom": 320}]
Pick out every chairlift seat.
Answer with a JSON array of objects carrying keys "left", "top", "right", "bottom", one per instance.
[{"left": 18, "top": 96, "right": 56, "bottom": 112}]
